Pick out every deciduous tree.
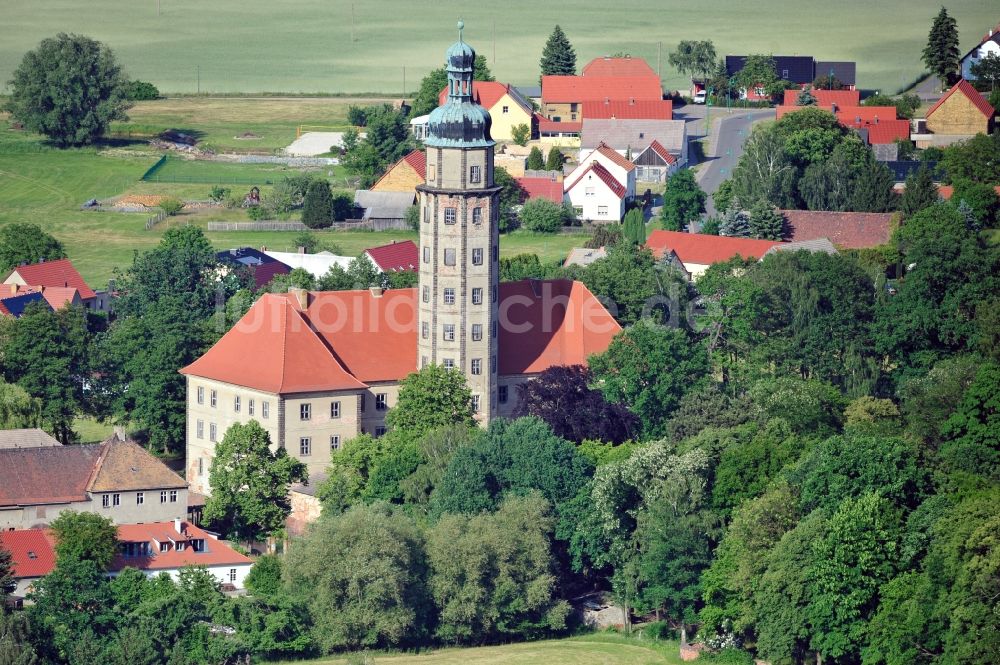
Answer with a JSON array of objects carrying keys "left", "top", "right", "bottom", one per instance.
[
  {"left": 519, "top": 198, "right": 571, "bottom": 233},
  {"left": 0, "top": 223, "right": 66, "bottom": 273},
  {"left": 49, "top": 511, "right": 119, "bottom": 569},
  {"left": 385, "top": 364, "right": 475, "bottom": 436},
  {"left": 899, "top": 162, "right": 939, "bottom": 217},
  {"left": 668, "top": 41, "right": 718, "bottom": 85},
  {"left": 660, "top": 169, "right": 706, "bottom": 231}
]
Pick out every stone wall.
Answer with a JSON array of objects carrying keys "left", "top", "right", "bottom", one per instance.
[{"left": 926, "top": 93, "right": 993, "bottom": 136}]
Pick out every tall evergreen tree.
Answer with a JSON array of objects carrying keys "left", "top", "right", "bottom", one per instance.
[
  {"left": 922, "top": 7, "right": 961, "bottom": 87},
  {"left": 545, "top": 146, "right": 564, "bottom": 171},
  {"left": 796, "top": 86, "right": 818, "bottom": 106},
  {"left": 301, "top": 179, "right": 334, "bottom": 229},
  {"left": 540, "top": 25, "right": 576, "bottom": 77},
  {"left": 748, "top": 200, "right": 786, "bottom": 240},
  {"left": 899, "top": 163, "right": 939, "bottom": 218},
  {"left": 526, "top": 146, "right": 545, "bottom": 171},
  {"left": 719, "top": 203, "right": 751, "bottom": 237}
]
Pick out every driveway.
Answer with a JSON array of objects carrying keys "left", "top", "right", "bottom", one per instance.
[{"left": 693, "top": 108, "right": 775, "bottom": 217}]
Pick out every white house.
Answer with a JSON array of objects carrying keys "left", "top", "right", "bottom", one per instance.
[
  {"left": 962, "top": 25, "right": 1000, "bottom": 81},
  {"left": 572, "top": 143, "right": 636, "bottom": 200},
  {"left": 564, "top": 161, "right": 627, "bottom": 223}
]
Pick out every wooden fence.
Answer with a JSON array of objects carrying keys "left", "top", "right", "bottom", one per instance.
[
  {"left": 207, "top": 221, "right": 309, "bottom": 231},
  {"left": 145, "top": 211, "right": 168, "bottom": 230},
  {"left": 208, "top": 218, "right": 409, "bottom": 232}
]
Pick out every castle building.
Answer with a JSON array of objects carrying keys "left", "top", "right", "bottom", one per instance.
[{"left": 180, "top": 26, "right": 621, "bottom": 494}]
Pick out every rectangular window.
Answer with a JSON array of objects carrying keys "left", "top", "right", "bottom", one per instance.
[
  {"left": 472, "top": 207, "right": 483, "bottom": 225},
  {"left": 299, "top": 437, "right": 311, "bottom": 456},
  {"left": 375, "top": 393, "right": 388, "bottom": 411},
  {"left": 585, "top": 186, "right": 595, "bottom": 196},
  {"left": 492, "top": 354, "right": 497, "bottom": 373},
  {"left": 331, "top": 401, "right": 341, "bottom": 418},
  {"left": 197, "top": 386, "right": 204, "bottom": 405},
  {"left": 421, "top": 355, "right": 429, "bottom": 368},
  {"left": 176, "top": 542, "right": 185, "bottom": 552},
  {"left": 472, "top": 248, "right": 483, "bottom": 265},
  {"left": 444, "top": 207, "right": 457, "bottom": 224},
  {"left": 136, "top": 492, "right": 144, "bottom": 506},
  {"left": 229, "top": 569, "right": 237, "bottom": 582},
  {"left": 113, "top": 493, "right": 121, "bottom": 507},
  {"left": 492, "top": 320, "right": 498, "bottom": 338},
  {"left": 160, "top": 542, "right": 170, "bottom": 553},
  {"left": 209, "top": 423, "right": 217, "bottom": 442},
  {"left": 443, "top": 288, "right": 455, "bottom": 305},
  {"left": 472, "top": 324, "right": 483, "bottom": 341},
  {"left": 471, "top": 358, "right": 482, "bottom": 375},
  {"left": 300, "top": 403, "right": 311, "bottom": 421},
  {"left": 248, "top": 399, "right": 255, "bottom": 416},
  {"left": 102, "top": 494, "right": 110, "bottom": 508},
  {"left": 170, "top": 490, "right": 178, "bottom": 503},
  {"left": 502, "top": 105, "right": 509, "bottom": 113},
  {"left": 422, "top": 321, "right": 430, "bottom": 339},
  {"left": 197, "top": 420, "right": 204, "bottom": 439},
  {"left": 422, "top": 285, "right": 430, "bottom": 303},
  {"left": 472, "top": 288, "right": 483, "bottom": 305},
  {"left": 331, "top": 435, "right": 341, "bottom": 451},
  {"left": 443, "top": 324, "right": 455, "bottom": 341},
  {"left": 443, "top": 358, "right": 455, "bottom": 370},
  {"left": 470, "top": 165, "right": 481, "bottom": 183},
  {"left": 192, "top": 539, "right": 205, "bottom": 553},
  {"left": 499, "top": 385, "right": 508, "bottom": 403},
  {"left": 234, "top": 395, "right": 241, "bottom": 413},
  {"left": 423, "top": 206, "right": 429, "bottom": 223},
  {"left": 423, "top": 246, "right": 431, "bottom": 263},
  {"left": 262, "top": 401, "right": 270, "bottom": 419},
  {"left": 375, "top": 426, "right": 387, "bottom": 437},
  {"left": 598, "top": 205, "right": 608, "bottom": 216},
  {"left": 210, "top": 390, "right": 217, "bottom": 408},
  {"left": 472, "top": 395, "right": 480, "bottom": 412},
  {"left": 444, "top": 248, "right": 456, "bottom": 266},
  {"left": 198, "top": 458, "right": 204, "bottom": 477},
  {"left": 160, "top": 491, "right": 167, "bottom": 503},
  {"left": 360, "top": 394, "right": 366, "bottom": 411}
]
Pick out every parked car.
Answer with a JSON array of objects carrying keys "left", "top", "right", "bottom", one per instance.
[{"left": 693, "top": 90, "right": 707, "bottom": 104}]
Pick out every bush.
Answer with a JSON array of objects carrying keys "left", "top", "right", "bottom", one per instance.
[
  {"left": 302, "top": 179, "right": 334, "bottom": 229},
  {"left": 585, "top": 225, "right": 623, "bottom": 248},
  {"left": 245, "top": 554, "right": 283, "bottom": 597},
  {"left": 511, "top": 123, "right": 530, "bottom": 147},
  {"left": 159, "top": 198, "right": 184, "bottom": 216},
  {"left": 123, "top": 80, "right": 160, "bottom": 101},
  {"left": 520, "top": 198, "right": 571, "bottom": 233},
  {"left": 347, "top": 105, "right": 371, "bottom": 127},
  {"left": 209, "top": 185, "right": 230, "bottom": 203},
  {"left": 526, "top": 146, "right": 545, "bottom": 171},
  {"left": 333, "top": 192, "right": 355, "bottom": 221},
  {"left": 405, "top": 205, "right": 420, "bottom": 231}
]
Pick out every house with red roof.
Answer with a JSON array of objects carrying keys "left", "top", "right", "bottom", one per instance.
[
  {"left": 364, "top": 240, "right": 419, "bottom": 273},
  {"left": 0, "top": 291, "right": 52, "bottom": 318},
  {"left": 541, "top": 57, "right": 662, "bottom": 129},
  {"left": 779, "top": 210, "right": 896, "bottom": 249},
  {"left": 3, "top": 258, "right": 98, "bottom": 310},
  {"left": 961, "top": 23, "right": 1000, "bottom": 82},
  {"left": 515, "top": 176, "right": 565, "bottom": 204},
  {"left": 645, "top": 230, "right": 779, "bottom": 278},
  {"left": 631, "top": 140, "right": 680, "bottom": 183},
  {"left": 434, "top": 81, "right": 535, "bottom": 142},
  {"left": 782, "top": 88, "right": 860, "bottom": 107},
  {"left": 921, "top": 79, "right": 995, "bottom": 144},
  {"left": 775, "top": 104, "right": 912, "bottom": 146},
  {"left": 563, "top": 143, "right": 636, "bottom": 222},
  {"left": 0, "top": 520, "right": 252, "bottom": 596},
  {"left": 371, "top": 150, "right": 426, "bottom": 195}
]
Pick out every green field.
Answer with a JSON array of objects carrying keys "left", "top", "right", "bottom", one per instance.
[
  {"left": 0, "top": 1, "right": 996, "bottom": 95},
  {"left": 271, "top": 635, "right": 685, "bottom": 665},
  {"left": 144, "top": 156, "right": 346, "bottom": 187}
]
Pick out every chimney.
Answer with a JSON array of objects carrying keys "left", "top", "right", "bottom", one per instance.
[
  {"left": 8, "top": 284, "right": 16, "bottom": 296},
  {"left": 288, "top": 287, "right": 309, "bottom": 309},
  {"left": 260, "top": 245, "right": 267, "bottom": 252},
  {"left": 369, "top": 286, "right": 383, "bottom": 298},
  {"left": 174, "top": 518, "right": 184, "bottom": 535},
  {"left": 629, "top": 98, "right": 635, "bottom": 105},
  {"left": 874, "top": 115, "right": 879, "bottom": 125}
]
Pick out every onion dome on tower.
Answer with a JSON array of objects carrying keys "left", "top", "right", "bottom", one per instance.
[{"left": 426, "top": 21, "right": 494, "bottom": 148}]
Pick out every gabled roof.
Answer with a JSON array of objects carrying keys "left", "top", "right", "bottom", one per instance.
[
  {"left": 181, "top": 294, "right": 367, "bottom": 393},
  {"left": 961, "top": 24, "right": 1000, "bottom": 61},
  {"left": 5, "top": 258, "right": 95, "bottom": 300},
  {"left": 646, "top": 230, "right": 779, "bottom": 264},
  {"left": 515, "top": 176, "right": 565, "bottom": 204},
  {"left": 726, "top": 55, "right": 816, "bottom": 84},
  {"left": 0, "top": 292, "right": 51, "bottom": 317},
  {"left": 437, "top": 81, "right": 533, "bottom": 115},
  {"left": 779, "top": 209, "right": 895, "bottom": 248},
  {"left": 0, "top": 428, "right": 61, "bottom": 449},
  {"left": 542, "top": 75, "right": 663, "bottom": 103},
  {"left": 401, "top": 150, "right": 427, "bottom": 179},
  {"left": 782, "top": 89, "right": 860, "bottom": 107},
  {"left": 565, "top": 161, "right": 627, "bottom": 199},
  {"left": 815, "top": 61, "right": 857, "bottom": 87},
  {"left": 9, "top": 285, "right": 81, "bottom": 310},
  {"left": 586, "top": 142, "right": 637, "bottom": 173},
  {"left": 354, "top": 190, "right": 416, "bottom": 220},
  {"left": 182, "top": 281, "right": 620, "bottom": 387},
  {"left": 581, "top": 119, "right": 686, "bottom": 154},
  {"left": 582, "top": 99, "right": 673, "bottom": 120},
  {"left": 365, "top": 240, "right": 419, "bottom": 272},
  {"left": 856, "top": 120, "right": 912, "bottom": 145},
  {"left": 582, "top": 56, "right": 657, "bottom": 78},
  {"left": 635, "top": 140, "right": 678, "bottom": 165},
  {"left": 113, "top": 521, "right": 252, "bottom": 571},
  {"left": 926, "top": 79, "right": 996, "bottom": 120},
  {"left": 0, "top": 530, "right": 56, "bottom": 579},
  {"left": 88, "top": 436, "right": 187, "bottom": 492}
]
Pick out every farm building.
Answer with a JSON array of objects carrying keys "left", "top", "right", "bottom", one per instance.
[
  {"left": 371, "top": 150, "right": 426, "bottom": 194},
  {"left": 918, "top": 80, "right": 995, "bottom": 146}
]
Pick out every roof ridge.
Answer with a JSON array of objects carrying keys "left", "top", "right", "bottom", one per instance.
[{"left": 83, "top": 438, "right": 112, "bottom": 492}]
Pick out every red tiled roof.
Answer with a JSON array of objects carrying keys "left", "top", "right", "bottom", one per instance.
[
  {"left": 582, "top": 99, "right": 673, "bottom": 120},
  {"left": 927, "top": 79, "right": 996, "bottom": 120},
  {"left": 646, "top": 230, "right": 779, "bottom": 264},
  {"left": 538, "top": 118, "right": 582, "bottom": 133},
  {"left": 6, "top": 285, "right": 80, "bottom": 309},
  {"left": 592, "top": 142, "right": 637, "bottom": 173},
  {"left": 113, "top": 521, "right": 252, "bottom": 571},
  {"left": 437, "top": 81, "right": 531, "bottom": 114},
  {"left": 401, "top": 150, "right": 427, "bottom": 180},
  {"left": 565, "top": 161, "right": 627, "bottom": 199},
  {"left": 937, "top": 184, "right": 1000, "bottom": 200},
  {"left": 515, "top": 177, "right": 565, "bottom": 204},
  {"left": 542, "top": 75, "right": 663, "bottom": 103},
  {"left": 835, "top": 106, "right": 899, "bottom": 123},
  {"left": 644, "top": 140, "right": 677, "bottom": 165},
  {"left": 5, "top": 258, "right": 95, "bottom": 300},
  {"left": 365, "top": 240, "right": 419, "bottom": 272},
  {"left": 181, "top": 294, "right": 367, "bottom": 393},
  {"left": 858, "top": 120, "right": 911, "bottom": 144},
  {"left": 582, "top": 57, "right": 657, "bottom": 78},
  {"left": 782, "top": 89, "right": 860, "bottom": 107},
  {"left": 0, "top": 445, "right": 103, "bottom": 507},
  {"left": 0, "top": 530, "right": 56, "bottom": 578},
  {"left": 182, "top": 280, "right": 620, "bottom": 387},
  {"left": 779, "top": 209, "right": 895, "bottom": 249}
]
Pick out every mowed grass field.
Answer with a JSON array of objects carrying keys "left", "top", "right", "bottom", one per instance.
[
  {"left": 0, "top": 1, "right": 996, "bottom": 95},
  {"left": 270, "top": 635, "right": 686, "bottom": 665}
]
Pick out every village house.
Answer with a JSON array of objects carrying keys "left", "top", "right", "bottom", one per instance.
[
  {"left": 0, "top": 435, "right": 189, "bottom": 530},
  {"left": 216, "top": 247, "right": 291, "bottom": 290},
  {"left": 915, "top": 79, "right": 995, "bottom": 147},
  {"left": 563, "top": 143, "right": 637, "bottom": 222},
  {"left": 435, "top": 81, "right": 536, "bottom": 143},
  {"left": 961, "top": 23, "right": 1000, "bottom": 82},
  {"left": 515, "top": 174, "right": 565, "bottom": 204},
  {"left": 726, "top": 55, "right": 856, "bottom": 100},
  {"left": 370, "top": 150, "right": 426, "bottom": 195},
  {"left": 0, "top": 291, "right": 51, "bottom": 318},
  {"left": 645, "top": 231, "right": 779, "bottom": 279},
  {"left": 779, "top": 210, "right": 896, "bottom": 249},
  {"left": 364, "top": 240, "right": 419, "bottom": 273},
  {"left": 2, "top": 258, "right": 101, "bottom": 311},
  {"left": 631, "top": 140, "right": 680, "bottom": 183},
  {"left": 182, "top": 32, "right": 621, "bottom": 494},
  {"left": 775, "top": 103, "right": 911, "bottom": 149}
]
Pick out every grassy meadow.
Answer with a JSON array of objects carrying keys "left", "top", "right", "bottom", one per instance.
[
  {"left": 270, "top": 634, "right": 686, "bottom": 665},
  {"left": 0, "top": 1, "right": 997, "bottom": 95}
]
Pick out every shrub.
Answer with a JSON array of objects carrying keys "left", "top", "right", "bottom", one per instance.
[
  {"left": 347, "top": 105, "right": 371, "bottom": 127},
  {"left": 302, "top": 179, "right": 334, "bottom": 229},
  {"left": 245, "top": 554, "right": 283, "bottom": 597},
  {"left": 405, "top": 205, "right": 420, "bottom": 231},
  {"left": 511, "top": 123, "right": 530, "bottom": 147},
  {"left": 520, "top": 198, "right": 570, "bottom": 233},
  {"left": 159, "top": 198, "right": 184, "bottom": 216},
  {"left": 123, "top": 80, "right": 160, "bottom": 100},
  {"left": 585, "top": 225, "right": 623, "bottom": 248},
  {"left": 332, "top": 192, "right": 355, "bottom": 221},
  {"left": 209, "top": 185, "right": 230, "bottom": 202},
  {"left": 526, "top": 146, "right": 545, "bottom": 171}
]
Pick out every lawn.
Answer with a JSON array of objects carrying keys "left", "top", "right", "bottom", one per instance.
[
  {"left": 269, "top": 634, "right": 685, "bottom": 665},
  {"left": 145, "top": 156, "right": 347, "bottom": 186},
  {"left": 0, "top": 1, "right": 995, "bottom": 95}
]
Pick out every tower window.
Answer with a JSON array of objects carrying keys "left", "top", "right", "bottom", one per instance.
[
  {"left": 444, "top": 208, "right": 457, "bottom": 224},
  {"left": 472, "top": 248, "right": 483, "bottom": 265},
  {"left": 472, "top": 288, "right": 483, "bottom": 305},
  {"left": 422, "top": 322, "right": 429, "bottom": 339},
  {"left": 422, "top": 285, "right": 430, "bottom": 303},
  {"left": 443, "top": 324, "right": 455, "bottom": 341},
  {"left": 470, "top": 166, "right": 481, "bottom": 183},
  {"left": 423, "top": 246, "right": 430, "bottom": 263},
  {"left": 375, "top": 393, "right": 388, "bottom": 411},
  {"left": 472, "top": 207, "right": 483, "bottom": 225},
  {"left": 423, "top": 206, "right": 429, "bottom": 223},
  {"left": 472, "top": 324, "right": 483, "bottom": 341},
  {"left": 444, "top": 288, "right": 455, "bottom": 305},
  {"left": 492, "top": 246, "right": 499, "bottom": 261},
  {"left": 444, "top": 249, "right": 456, "bottom": 266},
  {"left": 471, "top": 358, "right": 482, "bottom": 375}
]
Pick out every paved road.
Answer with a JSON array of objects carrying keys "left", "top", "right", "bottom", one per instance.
[{"left": 695, "top": 109, "right": 775, "bottom": 218}]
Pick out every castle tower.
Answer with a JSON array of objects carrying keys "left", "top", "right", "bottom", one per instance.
[{"left": 416, "top": 22, "right": 500, "bottom": 423}]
